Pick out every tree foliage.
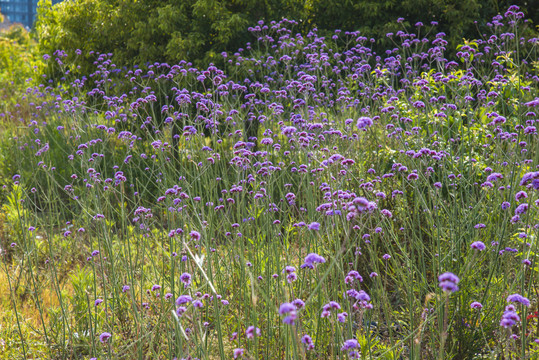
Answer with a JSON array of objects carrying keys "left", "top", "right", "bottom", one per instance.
[
  {"left": 0, "top": 24, "right": 39, "bottom": 106},
  {"left": 35, "top": 0, "right": 538, "bottom": 72},
  {"left": 35, "top": 0, "right": 308, "bottom": 70}
]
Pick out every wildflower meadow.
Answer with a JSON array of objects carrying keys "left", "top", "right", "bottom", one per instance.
[{"left": 0, "top": 4, "right": 538, "bottom": 359}]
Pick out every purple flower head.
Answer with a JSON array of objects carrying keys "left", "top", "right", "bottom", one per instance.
[
  {"left": 328, "top": 301, "right": 341, "bottom": 310},
  {"left": 471, "top": 241, "right": 486, "bottom": 251},
  {"left": 515, "top": 203, "right": 528, "bottom": 215},
  {"left": 507, "top": 294, "right": 530, "bottom": 307},
  {"left": 345, "top": 270, "right": 363, "bottom": 284},
  {"left": 356, "top": 117, "right": 373, "bottom": 129},
  {"left": 500, "top": 306, "right": 520, "bottom": 328},
  {"left": 233, "top": 348, "right": 245, "bottom": 359},
  {"left": 438, "top": 272, "right": 459, "bottom": 293},
  {"left": 337, "top": 312, "right": 348, "bottom": 322},
  {"left": 342, "top": 338, "right": 359, "bottom": 350},
  {"left": 99, "top": 332, "right": 111, "bottom": 343},
  {"left": 180, "top": 272, "right": 192, "bottom": 288},
  {"left": 189, "top": 231, "right": 201, "bottom": 240},
  {"left": 301, "top": 334, "right": 314, "bottom": 350},
  {"left": 176, "top": 295, "right": 193, "bottom": 305},
  {"left": 308, "top": 222, "right": 320, "bottom": 231},
  {"left": 380, "top": 209, "right": 392, "bottom": 218},
  {"left": 470, "top": 301, "right": 483, "bottom": 309},
  {"left": 94, "top": 299, "right": 103, "bottom": 306},
  {"left": 282, "top": 126, "right": 297, "bottom": 137},
  {"left": 301, "top": 253, "right": 326, "bottom": 268},
  {"left": 301, "top": 334, "right": 312, "bottom": 344},
  {"left": 439, "top": 272, "right": 459, "bottom": 283},
  {"left": 283, "top": 266, "right": 296, "bottom": 274},
  {"left": 176, "top": 306, "right": 187, "bottom": 317},
  {"left": 321, "top": 301, "right": 342, "bottom": 317},
  {"left": 346, "top": 289, "right": 360, "bottom": 299},
  {"left": 287, "top": 272, "right": 297, "bottom": 283},
  {"left": 292, "top": 298, "right": 305, "bottom": 309},
  {"left": 245, "top": 326, "right": 261, "bottom": 339},
  {"left": 486, "top": 173, "right": 503, "bottom": 182},
  {"left": 515, "top": 191, "right": 528, "bottom": 201},
  {"left": 524, "top": 98, "right": 539, "bottom": 107},
  {"left": 520, "top": 171, "right": 539, "bottom": 189},
  {"left": 356, "top": 290, "right": 371, "bottom": 302},
  {"left": 279, "top": 302, "right": 295, "bottom": 315},
  {"left": 341, "top": 338, "right": 360, "bottom": 358},
  {"left": 279, "top": 302, "right": 297, "bottom": 325}
]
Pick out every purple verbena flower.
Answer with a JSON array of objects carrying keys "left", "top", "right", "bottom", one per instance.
[
  {"left": 233, "top": 348, "right": 245, "bottom": 359},
  {"left": 507, "top": 293, "right": 530, "bottom": 307},
  {"left": 180, "top": 272, "right": 192, "bottom": 288},
  {"left": 471, "top": 241, "right": 486, "bottom": 251},
  {"left": 345, "top": 270, "right": 363, "bottom": 284},
  {"left": 470, "top": 301, "right": 483, "bottom": 309},
  {"left": 279, "top": 302, "right": 297, "bottom": 325},
  {"left": 438, "top": 272, "right": 459, "bottom": 293},
  {"left": 308, "top": 222, "right": 320, "bottom": 231},
  {"left": 189, "top": 230, "right": 201, "bottom": 240},
  {"left": 99, "top": 332, "right": 111, "bottom": 343},
  {"left": 279, "top": 302, "right": 295, "bottom": 315},
  {"left": 301, "top": 253, "right": 326, "bottom": 268},
  {"left": 356, "top": 117, "right": 373, "bottom": 129},
  {"left": 500, "top": 306, "right": 520, "bottom": 328},
  {"left": 176, "top": 295, "right": 193, "bottom": 305},
  {"left": 301, "top": 334, "right": 314, "bottom": 350},
  {"left": 245, "top": 326, "right": 261, "bottom": 339}
]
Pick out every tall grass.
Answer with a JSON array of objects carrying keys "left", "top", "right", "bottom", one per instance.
[{"left": 0, "top": 6, "right": 538, "bottom": 359}]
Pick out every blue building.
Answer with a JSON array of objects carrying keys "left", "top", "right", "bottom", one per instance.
[{"left": 0, "top": 0, "right": 62, "bottom": 28}]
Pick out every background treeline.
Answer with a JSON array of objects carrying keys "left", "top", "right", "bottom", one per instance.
[
  {"left": 33, "top": 0, "right": 538, "bottom": 72},
  {"left": 1, "top": 0, "right": 538, "bottom": 110}
]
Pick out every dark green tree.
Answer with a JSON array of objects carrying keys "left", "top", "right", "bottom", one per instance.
[
  {"left": 34, "top": 0, "right": 538, "bottom": 78},
  {"left": 35, "top": 0, "right": 309, "bottom": 71}
]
